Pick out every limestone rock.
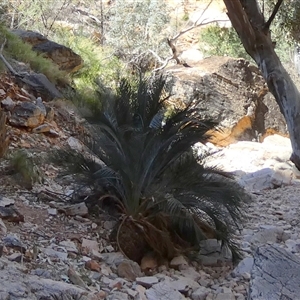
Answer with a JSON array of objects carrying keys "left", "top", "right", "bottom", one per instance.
[
  {"left": 191, "top": 286, "right": 210, "bottom": 300},
  {"left": 20, "top": 73, "right": 63, "bottom": 100},
  {"left": 3, "top": 234, "right": 26, "bottom": 253},
  {"left": 136, "top": 276, "right": 159, "bottom": 288},
  {"left": 42, "top": 245, "right": 68, "bottom": 261},
  {"left": 12, "top": 29, "right": 83, "bottom": 73},
  {"left": 215, "top": 292, "right": 235, "bottom": 300},
  {"left": 248, "top": 244, "right": 300, "bottom": 300},
  {"left": 0, "top": 258, "right": 91, "bottom": 299},
  {"left": 59, "top": 240, "right": 79, "bottom": 254},
  {"left": 1, "top": 96, "right": 15, "bottom": 110},
  {"left": 81, "top": 238, "right": 99, "bottom": 253},
  {"left": 199, "top": 239, "right": 232, "bottom": 264},
  {"left": 170, "top": 255, "right": 189, "bottom": 270},
  {"left": 231, "top": 257, "right": 254, "bottom": 278},
  {"left": 163, "top": 57, "right": 287, "bottom": 145},
  {"left": 0, "top": 219, "right": 7, "bottom": 236},
  {"left": 146, "top": 280, "right": 186, "bottom": 300},
  {"left": 249, "top": 226, "right": 283, "bottom": 247},
  {"left": 170, "top": 276, "right": 200, "bottom": 292},
  {"left": 9, "top": 101, "right": 46, "bottom": 128},
  {"left": 205, "top": 135, "right": 296, "bottom": 191},
  {"left": 117, "top": 260, "right": 142, "bottom": 281},
  {"left": 107, "top": 291, "right": 129, "bottom": 300}
]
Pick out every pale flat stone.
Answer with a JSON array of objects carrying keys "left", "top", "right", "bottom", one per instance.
[
  {"left": 170, "top": 276, "right": 200, "bottom": 292},
  {"left": 81, "top": 238, "right": 99, "bottom": 253},
  {"left": 215, "top": 292, "right": 235, "bottom": 300},
  {"left": 117, "top": 260, "right": 142, "bottom": 281},
  {"left": 191, "top": 286, "right": 210, "bottom": 300},
  {"left": 232, "top": 257, "right": 254, "bottom": 278},
  {"left": 170, "top": 255, "right": 188, "bottom": 269},
  {"left": 59, "top": 240, "right": 78, "bottom": 254},
  {"left": 136, "top": 276, "right": 159, "bottom": 288},
  {"left": 180, "top": 267, "right": 201, "bottom": 281},
  {"left": 146, "top": 280, "right": 186, "bottom": 300}
]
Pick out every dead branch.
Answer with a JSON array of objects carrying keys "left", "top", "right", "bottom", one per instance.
[
  {"left": 152, "top": 0, "right": 228, "bottom": 71},
  {"left": 167, "top": 38, "right": 181, "bottom": 65},
  {"left": 154, "top": 18, "right": 228, "bottom": 71},
  {"left": 170, "top": 18, "right": 229, "bottom": 44}
]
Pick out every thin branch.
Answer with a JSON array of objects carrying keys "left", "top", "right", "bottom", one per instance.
[
  {"left": 264, "top": 0, "right": 284, "bottom": 31},
  {"left": 150, "top": 1, "right": 227, "bottom": 71},
  {"left": 197, "top": 0, "right": 213, "bottom": 23},
  {"left": 150, "top": 16, "right": 229, "bottom": 73},
  {"left": 152, "top": 56, "right": 173, "bottom": 72},
  {"left": 167, "top": 38, "right": 181, "bottom": 64},
  {"left": 148, "top": 49, "right": 165, "bottom": 64},
  {"left": 170, "top": 18, "right": 229, "bottom": 43}
]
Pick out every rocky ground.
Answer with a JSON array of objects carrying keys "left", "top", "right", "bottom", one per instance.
[
  {"left": 1, "top": 71, "right": 300, "bottom": 300},
  {"left": 1, "top": 136, "right": 300, "bottom": 300},
  {"left": 1, "top": 1, "right": 300, "bottom": 299}
]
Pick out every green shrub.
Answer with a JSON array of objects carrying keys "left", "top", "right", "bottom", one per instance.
[
  {"left": 53, "top": 28, "right": 139, "bottom": 115},
  {"left": 199, "top": 25, "right": 251, "bottom": 60},
  {"left": 8, "top": 149, "right": 43, "bottom": 189}
]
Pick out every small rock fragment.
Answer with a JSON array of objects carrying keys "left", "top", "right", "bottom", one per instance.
[
  {"left": 85, "top": 259, "right": 101, "bottom": 272},
  {"left": 82, "top": 238, "right": 99, "bottom": 253},
  {"left": 59, "top": 240, "right": 78, "bottom": 254},
  {"left": 117, "top": 260, "right": 142, "bottom": 281},
  {"left": 47, "top": 208, "right": 57, "bottom": 216},
  {"left": 191, "top": 286, "right": 210, "bottom": 300},
  {"left": 7, "top": 252, "right": 23, "bottom": 262},
  {"left": 67, "top": 266, "right": 88, "bottom": 289},
  {"left": 136, "top": 276, "right": 159, "bottom": 288},
  {"left": 61, "top": 202, "right": 88, "bottom": 217},
  {"left": 0, "top": 219, "right": 7, "bottom": 235},
  {"left": 170, "top": 255, "right": 189, "bottom": 270},
  {"left": 3, "top": 234, "right": 26, "bottom": 253}
]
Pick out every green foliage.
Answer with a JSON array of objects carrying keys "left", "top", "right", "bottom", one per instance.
[
  {"left": 0, "top": 0, "right": 77, "bottom": 36},
  {"left": 257, "top": 0, "right": 300, "bottom": 42},
  {"left": 54, "top": 29, "right": 130, "bottom": 113},
  {"left": 0, "top": 25, "right": 67, "bottom": 84},
  {"left": 199, "top": 25, "right": 252, "bottom": 60},
  {"left": 8, "top": 149, "right": 42, "bottom": 189},
  {"left": 59, "top": 77, "right": 247, "bottom": 261},
  {"left": 106, "top": 0, "right": 171, "bottom": 71}
]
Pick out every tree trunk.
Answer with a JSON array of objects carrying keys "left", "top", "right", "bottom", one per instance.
[{"left": 223, "top": 0, "right": 300, "bottom": 170}]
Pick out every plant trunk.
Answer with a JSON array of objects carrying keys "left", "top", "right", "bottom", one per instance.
[
  {"left": 113, "top": 218, "right": 148, "bottom": 263},
  {"left": 0, "top": 110, "right": 9, "bottom": 158},
  {"left": 223, "top": 0, "right": 300, "bottom": 170}
]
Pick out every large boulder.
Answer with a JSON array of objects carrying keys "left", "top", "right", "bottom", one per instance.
[
  {"left": 12, "top": 29, "right": 83, "bottom": 73},
  {"left": 163, "top": 57, "right": 287, "bottom": 146},
  {"left": 248, "top": 244, "right": 300, "bottom": 300},
  {"left": 203, "top": 134, "right": 295, "bottom": 192}
]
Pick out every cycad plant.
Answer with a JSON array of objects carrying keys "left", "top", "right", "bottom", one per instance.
[{"left": 65, "top": 76, "right": 247, "bottom": 262}]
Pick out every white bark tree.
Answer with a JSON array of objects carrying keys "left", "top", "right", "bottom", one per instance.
[{"left": 224, "top": 0, "right": 300, "bottom": 170}]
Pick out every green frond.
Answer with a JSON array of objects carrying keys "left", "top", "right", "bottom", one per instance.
[{"left": 62, "top": 75, "right": 248, "bottom": 262}]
